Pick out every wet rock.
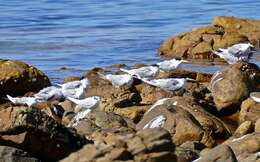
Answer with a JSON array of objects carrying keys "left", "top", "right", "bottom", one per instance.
[
  {"left": 210, "top": 62, "right": 259, "bottom": 113},
  {"left": 0, "top": 106, "right": 88, "bottom": 161},
  {"left": 133, "top": 63, "right": 146, "bottom": 68},
  {"left": 136, "top": 102, "right": 214, "bottom": 147},
  {"left": 159, "top": 16, "right": 260, "bottom": 59},
  {"left": 63, "top": 76, "right": 81, "bottom": 83},
  {"left": 0, "top": 146, "right": 41, "bottom": 162},
  {"left": 195, "top": 145, "right": 237, "bottom": 162},
  {"left": 0, "top": 60, "right": 50, "bottom": 101},
  {"left": 108, "top": 63, "right": 127, "bottom": 69},
  {"left": 240, "top": 96, "right": 260, "bottom": 124},
  {"left": 83, "top": 67, "right": 104, "bottom": 78}
]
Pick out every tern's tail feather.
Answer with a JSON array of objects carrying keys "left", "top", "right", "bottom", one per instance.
[
  {"left": 67, "top": 97, "right": 79, "bottom": 104},
  {"left": 56, "top": 83, "right": 63, "bottom": 87},
  {"left": 97, "top": 72, "right": 107, "bottom": 80},
  {"left": 6, "top": 95, "right": 15, "bottom": 103},
  {"left": 119, "top": 68, "right": 130, "bottom": 74},
  {"left": 218, "top": 48, "right": 227, "bottom": 52},
  {"left": 141, "top": 79, "right": 155, "bottom": 86}
]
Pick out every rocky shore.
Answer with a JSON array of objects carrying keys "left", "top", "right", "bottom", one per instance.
[{"left": 0, "top": 16, "right": 259, "bottom": 162}]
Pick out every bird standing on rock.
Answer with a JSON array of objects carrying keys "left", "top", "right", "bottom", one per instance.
[
  {"left": 34, "top": 86, "right": 65, "bottom": 101},
  {"left": 97, "top": 73, "right": 134, "bottom": 88},
  {"left": 212, "top": 42, "right": 255, "bottom": 64},
  {"left": 156, "top": 58, "right": 188, "bottom": 72},
  {"left": 142, "top": 78, "right": 186, "bottom": 91},
  {"left": 6, "top": 95, "right": 39, "bottom": 107},
  {"left": 120, "top": 66, "right": 159, "bottom": 80},
  {"left": 67, "top": 96, "right": 100, "bottom": 111},
  {"left": 58, "top": 78, "right": 89, "bottom": 99},
  {"left": 57, "top": 78, "right": 89, "bottom": 89}
]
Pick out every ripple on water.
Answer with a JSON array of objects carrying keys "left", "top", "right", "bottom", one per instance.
[{"left": 1, "top": 0, "right": 260, "bottom": 82}]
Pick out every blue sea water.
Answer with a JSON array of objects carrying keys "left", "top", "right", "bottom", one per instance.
[{"left": 1, "top": 0, "right": 260, "bottom": 82}]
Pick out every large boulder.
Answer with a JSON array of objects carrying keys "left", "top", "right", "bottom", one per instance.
[
  {"left": 136, "top": 102, "right": 214, "bottom": 147},
  {"left": 164, "top": 96, "right": 231, "bottom": 138},
  {"left": 159, "top": 16, "right": 260, "bottom": 59},
  {"left": 209, "top": 62, "right": 259, "bottom": 113},
  {"left": 0, "top": 60, "right": 50, "bottom": 100},
  {"left": 0, "top": 106, "right": 88, "bottom": 161}
]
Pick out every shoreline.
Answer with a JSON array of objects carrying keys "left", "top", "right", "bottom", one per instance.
[{"left": 0, "top": 16, "right": 259, "bottom": 162}]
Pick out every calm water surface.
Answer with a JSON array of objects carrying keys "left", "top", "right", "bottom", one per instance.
[{"left": 1, "top": 0, "right": 260, "bottom": 82}]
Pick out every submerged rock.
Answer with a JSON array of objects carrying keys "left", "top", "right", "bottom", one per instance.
[
  {"left": 0, "top": 59, "right": 50, "bottom": 101},
  {"left": 0, "top": 106, "right": 88, "bottom": 161}
]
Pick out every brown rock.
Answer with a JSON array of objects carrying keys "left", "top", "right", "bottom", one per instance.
[
  {"left": 135, "top": 83, "right": 178, "bottom": 105},
  {"left": 0, "top": 60, "right": 50, "bottom": 100},
  {"left": 210, "top": 62, "right": 259, "bottom": 113},
  {"left": 136, "top": 103, "right": 214, "bottom": 147},
  {"left": 240, "top": 97, "right": 260, "bottom": 124},
  {"left": 255, "top": 119, "right": 260, "bottom": 132},
  {"left": 174, "top": 146, "right": 199, "bottom": 162},
  {"left": 191, "top": 42, "right": 213, "bottom": 59},
  {"left": 165, "top": 96, "right": 231, "bottom": 138},
  {"left": 159, "top": 16, "right": 260, "bottom": 59},
  {"left": 63, "top": 76, "right": 81, "bottom": 83},
  {"left": 134, "top": 152, "right": 175, "bottom": 162},
  {"left": 233, "top": 121, "right": 253, "bottom": 136},
  {"left": 61, "top": 128, "right": 176, "bottom": 162},
  {"left": 61, "top": 143, "right": 132, "bottom": 162},
  {"left": 127, "top": 128, "right": 174, "bottom": 155},
  {"left": 222, "top": 132, "right": 260, "bottom": 161},
  {"left": 70, "top": 111, "right": 134, "bottom": 138},
  {"left": 196, "top": 145, "right": 237, "bottom": 162},
  {"left": 108, "top": 63, "right": 127, "bottom": 69},
  {"left": 213, "top": 32, "right": 248, "bottom": 50},
  {"left": 0, "top": 106, "right": 88, "bottom": 161},
  {"left": 0, "top": 146, "right": 41, "bottom": 162}
]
